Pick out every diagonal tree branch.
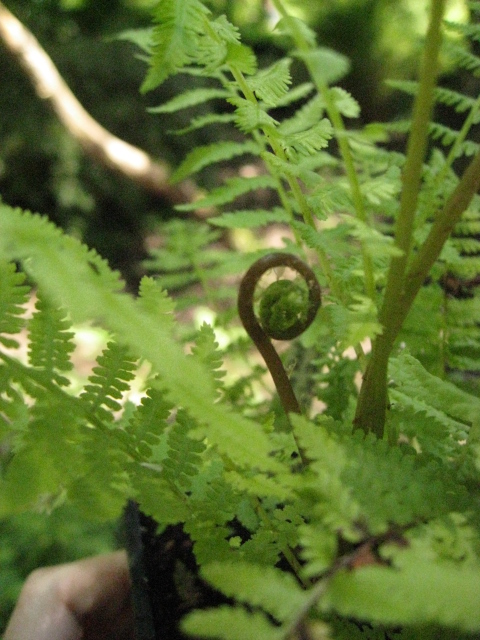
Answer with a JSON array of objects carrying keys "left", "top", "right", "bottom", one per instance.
[{"left": 0, "top": 1, "right": 197, "bottom": 204}]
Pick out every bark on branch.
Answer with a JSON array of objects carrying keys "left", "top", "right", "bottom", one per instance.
[{"left": 0, "top": 2, "right": 197, "bottom": 204}]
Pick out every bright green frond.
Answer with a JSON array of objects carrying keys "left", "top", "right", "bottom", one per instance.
[
  {"left": 28, "top": 295, "right": 75, "bottom": 387},
  {"left": 247, "top": 58, "right": 292, "bottom": 107},
  {"left": 209, "top": 208, "right": 290, "bottom": 229},
  {"left": 178, "top": 176, "right": 277, "bottom": 211},
  {"left": 148, "top": 88, "right": 231, "bottom": 114},
  {"left": 141, "top": 0, "right": 211, "bottom": 91},
  {"left": 0, "top": 260, "right": 30, "bottom": 349},
  {"left": 81, "top": 342, "right": 137, "bottom": 422},
  {"left": 171, "top": 140, "right": 260, "bottom": 183}
]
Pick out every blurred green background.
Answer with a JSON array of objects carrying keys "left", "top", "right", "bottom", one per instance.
[{"left": 0, "top": 0, "right": 472, "bottom": 631}]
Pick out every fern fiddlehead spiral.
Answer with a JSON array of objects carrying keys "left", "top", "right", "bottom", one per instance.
[{"left": 238, "top": 253, "right": 321, "bottom": 416}]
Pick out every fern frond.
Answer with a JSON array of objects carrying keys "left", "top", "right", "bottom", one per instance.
[
  {"left": 273, "top": 81, "right": 314, "bottom": 108},
  {"left": 190, "top": 323, "right": 225, "bottom": 398},
  {"left": 0, "top": 397, "right": 83, "bottom": 515},
  {"left": 387, "top": 79, "right": 478, "bottom": 113},
  {"left": 200, "top": 561, "right": 308, "bottom": 623},
  {"left": 228, "top": 96, "right": 280, "bottom": 134},
  {"left": 141, "top": 0, "right": 211, "bottom": 91},
  {"left": 389, "top": 352, "right": 480, "bottom": 428},
  {"left": 282, "top": 119, "right": 333, "bottom": 160},
  {"left": 209, "top": 207, "right": 290, "bottom": 229},
  {"left": 0, "top": 206, "right": 279, "bottom": 474},
  {"left": 173, "top": 112, "right": 236, "bottom": 136},
  {"left": 0, "top": 364, "right": 29, "bottom": 437},
  {"left": 127, "top": 386, "right": 174, "bottom": 458},
  {"left": 81, "top": 342, "right": 137, "bottom": 422},
  {"left": 278, "top": 95, "right": 325, "bottom": 136},
  {"left": 171, "top": 140, "right": 260, "bottom": 183},
  {"left": 163, "top": 410, "right": 206, "bottom": 490},
  {"left": 28, "top": 294, "right": 75, "bottom": 387},
  {"left": 323, "top": 533, "right": 480, "bottom": 632},
  {"left": 224, "top": 42, "right": 258, "bottom": 75},
  {"left": 182, "top": 605, "right": 281, "bottom": 640},
  {"left": 0, "top": 260, "right": 30, "bottom": 349},
  {"left": 148, "top": 88, "right": 231, "bottom": 114},
  {"left": 294, "top": 47, "right": 350, "bottom": 85},
  {"left": 136, "top": 276, "right": 175, "bottom": 330},
  {"left": 246, "top": 58, "right": 292, "bottom": 107},
  {"left": 177, "top": 175, "right": 277, "bottom": 211},
  {"left": 444, "top": 41, "right": 480, "bottom": 75}
]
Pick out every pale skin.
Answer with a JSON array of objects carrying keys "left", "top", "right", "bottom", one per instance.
[{"left": 4, "top": 551, "right": 134, "bottom": 640}]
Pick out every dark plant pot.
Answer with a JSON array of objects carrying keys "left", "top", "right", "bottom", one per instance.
[{"left": 123, "top": 501, "right": 228, "bottom": 640}]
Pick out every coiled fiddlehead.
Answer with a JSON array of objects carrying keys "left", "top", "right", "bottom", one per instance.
[{"left": 238, "top": 253, "right": 321, "bottom": 416}]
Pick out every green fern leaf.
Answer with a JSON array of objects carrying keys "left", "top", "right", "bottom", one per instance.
[
  {"left": 181, "top": 605, "right": 282, "bottom": 640},
  {"left": 209, "top": 208, "right": 290, "bottom": 229},
  {"left": 228, "top": 96, "right": 279, "bottom": 133},
  {"left": 200, "top": 561, "right": 308, "bottom": 622},
  {"left": 0, "top": 260, "right": 30, "bottom": 349},
  {"left": 224, "top": 42, "right": 258, "bottom": 75},
  {"left": 171, "top": 140, "right": 260, "bottom": 183},
  {"left": 330, "top": 86, "right": 361, "bottom": 118},
  {"left": 81, "top": 342, "right": 137, "bottom": 422},
  {"left": 141, "top": 0, "right": 211, "bottom": 91},
  {"left": 177, "top": 175, "right": 277, "bottom": 211},
  {"left": 273, "top": 81, "right": 314, "bottom": 108},
  {"left": 295, "top": 47, "right": 350, "bottom": 85},
  {"left": 323, "top": 535, "right": 480, "bottom": 631},
  {"left": 127, "top": 386, "right": 174, "bottom": 458},
  {"left": 173, "top": 113, "right": 236, "bottom": 135},
  {"left": 247, "top": 58, "right": 292, "bottom": 106},
  {"left": 279, "top": 95, "right": 325, "bottom": 136},
  {"left": 163, "top": 410, "right": 206, "bottom": 490},
  {"left": 282, "top": 119, "right": 333, "bottom": 160},
  {"left": 0, "top": 204, "right": 281, "bottom": 474},
  {"left": 149, "top": 88, "right": 231, "bottom": 114},
  {"left": 190, "top": 323, "right": 225, "bottom": 398},
  {"left": 28, "top": 294, "right": 75, "bottom": 387},
  {"left": 137, "top": 276, "right": 175, "bottom": 330},
  {"left": 114, "top": 27, "right": 153, "bottom": 55},
  {"left": 389, "top": 353, "right": 480, "bottom": 427},
  {"left": 444, "top": 41, "right": 480, "bottom": 75},
  {"left": 0, "top": 364, "right": 29, "bottom": 438}
]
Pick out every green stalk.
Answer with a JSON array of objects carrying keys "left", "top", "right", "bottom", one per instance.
[{"left": 354, "top": 0, "right": 447, "bottom": 438}]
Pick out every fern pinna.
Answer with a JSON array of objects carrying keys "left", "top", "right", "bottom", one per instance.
[{"left": 2, "top": 0, "right": 480, "bottom": 638}]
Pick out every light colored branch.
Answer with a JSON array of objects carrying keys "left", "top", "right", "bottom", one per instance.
[{"left": 0, "top": 2, "right": 196, "bottom": 204}]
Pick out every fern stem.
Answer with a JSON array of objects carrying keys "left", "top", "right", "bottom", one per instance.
[{"left": 354, "top": 0, "right": 447, "bottom": 438}]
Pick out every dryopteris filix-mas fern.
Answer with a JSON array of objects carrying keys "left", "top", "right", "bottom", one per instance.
[{"left": 2, "top": 0, "right": 480, "bottom": 638}]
